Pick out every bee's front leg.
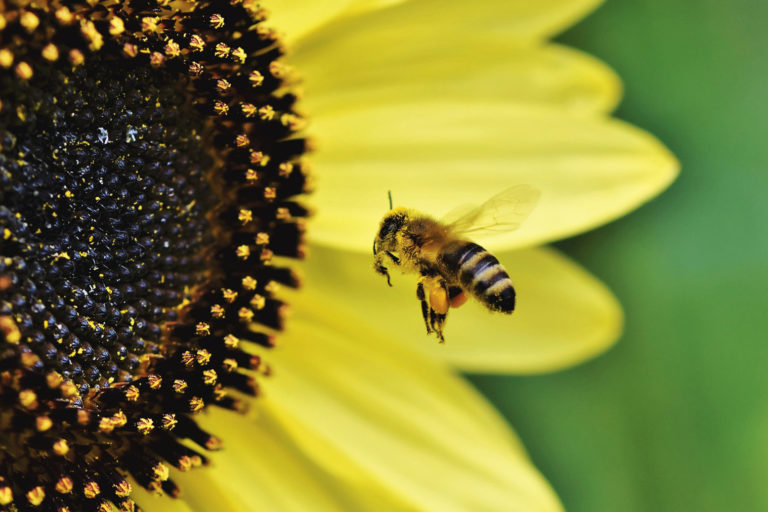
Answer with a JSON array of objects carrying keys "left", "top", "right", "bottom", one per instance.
[{"left": 374, "top": 256, "right": 392, "bottom": 286}]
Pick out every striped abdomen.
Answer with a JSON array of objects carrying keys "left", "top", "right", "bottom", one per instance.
[{"left": 438, "top": 241, "right": 516, "bottom": 313}]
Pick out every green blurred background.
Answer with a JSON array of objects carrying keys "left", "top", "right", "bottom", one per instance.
[{"left": 471, "top": 1, "right": 768, "bottom": 511}]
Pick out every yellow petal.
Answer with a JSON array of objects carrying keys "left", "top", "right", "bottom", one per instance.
[
  {"left": 297, "top": 40, "right": 620, "bottom": 117},
  {"left": 265, "top": 287, "right": 563, "bottom": 511},
  {"left": 174, "top": 404, "right": 410, "bottom": 511},
  {"left": 294, "top": 0, "right": 602, "bottom": 52},
  {"left": 308, "top": 103, "right": 678, "bottom": 252},
  {"left": 267, "top": 0, "right": 356, "bottom": 44},
  {"left": 296, "top": 243, "right": 620, "bottom": 373},
  {"left": 271, "top": 0, "right": 406, "bottom": 45}
]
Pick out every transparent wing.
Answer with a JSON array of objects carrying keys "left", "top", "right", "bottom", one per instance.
[{"left": 441, "top": 185, "right": 541, "bottom": 236}]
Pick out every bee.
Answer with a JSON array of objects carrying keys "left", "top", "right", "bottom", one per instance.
[{"left": 373, "top": 185, "right": 540, "bottom": 343}]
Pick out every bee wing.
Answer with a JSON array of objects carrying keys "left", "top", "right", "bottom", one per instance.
[{"left": 441, "top": 185, "right": 541, "bottom": 236}]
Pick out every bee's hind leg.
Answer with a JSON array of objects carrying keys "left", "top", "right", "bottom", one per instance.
[{"left": 420, "top": 277, "right": 449, "bottom": 343}]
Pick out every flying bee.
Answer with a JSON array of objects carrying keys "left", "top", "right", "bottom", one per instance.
[{"left": 373, "top": 185, "right": 540, "bottom": 343}]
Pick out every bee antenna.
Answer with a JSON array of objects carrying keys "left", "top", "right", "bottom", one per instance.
[{"left": 387, "top": 190, "right": 393, "bottom": 210}]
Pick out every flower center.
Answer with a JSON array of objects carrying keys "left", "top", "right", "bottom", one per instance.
[{"left": 0, "top": 2, "right": 309, "bottom": 510}]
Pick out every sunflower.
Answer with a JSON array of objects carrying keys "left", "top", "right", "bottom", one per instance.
[{"left": 0, "top": 1, "right": 677, "bottom": 512}]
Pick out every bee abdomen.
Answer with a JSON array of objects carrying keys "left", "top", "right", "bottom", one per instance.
[{"left": 439, "top": 242, "right": 516, "bottom": 313}]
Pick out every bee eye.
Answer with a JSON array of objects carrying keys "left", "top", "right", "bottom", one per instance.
[{"left": 378, "top": 222, "right": 393, "bottom": 239}]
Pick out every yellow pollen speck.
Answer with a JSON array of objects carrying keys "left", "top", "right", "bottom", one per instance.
[
  {"left": 236, "top": 133, "right": 250, "bottom": 147},
  {"left": 21, "top": 11, "right": 40, "bottom": 32},
  {"left": 217, "top": 79, "right": 231, "bottom": 92},
  {"left": 56, "top": 477, "right": 74, "bottom": 494},
  {"left": 136, "top": 417, "right": 154, "bottom": 435},
  {"left": 55, "top": 7, "right": 75, "bottom": 25},
  {"left": 236, "top": 245, "right": 250, "bottom": 259},
  {"left": 250, "top": 294, "right": 266, "bottom": 310},
  {"left": 142, "top": 16, "right": 160, "bottom": 33},
  {"left": 0, "top": 49, "right": 13, "bottom": 68},
  {"left": 258, "top": 105, "right": 275, "bottom": 121},
  {"left": 0, "top": 316, "right": 20, "bottom": 344},
  {"left": 112, "top": 410, "right": 128, "bottom": 427},
  {"left": 189, "top": 397, "right": 205, "bottom": 413},
  {"left": 264, "top": 186, "right": 277, "bottom": 200},
  {"left": 53, "top": 438, "right": 69, "bottom": 456},
  {"left": 181, "top": 351, "right": 195, "bottom": 367},
  {"left": 264, "top": 280, "right": 280, "bottom": 293},
  {"left": 279, "top": 162, "right": 294, "bottom": 177},
  {"left": 178, "top": 456, "right": 193, "bottom": 472},
  {"left": 215, "top": 42, "right": 231, "bottom": 58},
  {"left": 77, "top": 410, "right": 90, "bottom": 426},
  {"left": 250, "top": 150, "right": 266, "bottom": 164},
  {"left": 0, "top": 486, "right": 10, "bottom": 505},
  {"left": 99, "top": 417, "right": 115, "bottom": 433},
  {"left": 150, "top": 51, "right": 165, "bottom": 67},
  {"left": 203, "top": 369, "right": 217, "bottom": 385},
  {"left": 189, "top": 34, "right": 205, "bottom": 52},
  {"left": 238, "top": 209, "right": 253, "bottom": 224},
  {"left": 124, "top": 385, "right": 139, "bottom": 402},
  {"left": 189, "top": 61, "right": 203, "bottom": 76},
  {"left": 276, "top": 207, "right": 291, "bottom": 220},
  {"left": 195, "top": 322, "right": 211, "bottom": 336},
  {"left": 2, "top": 228, "right": 10, "bottom": 240},
  {"left": 83, "top": 481, "right": 100, "bottom": 499},
  {"left": 80, "top": 20, "right": 103, "bottom": 51},
  {"left": 148, "top": 374, "right": 162, "bottom": 389},
  {"left": 19, "top": 389, "right": 37, "bottom": 409},
  {"left": 27, "top": 486, "right": 45, "bottom": 506},
  {"left": 214, "top": 100, "right": 229, "bottom": 115},
  {"left": 173, "top": 379, "right": 188, "bottom": 393},
  {"left": 109, "top": 16, "right": 125, "bottom": 35},
  {"left": 60, "top": 380, "right": 78, "bottom": 398},
  {"left": 249, "top": 70, "right": 264, "bottom": 87},
  {"left": 210, "top": 304, "right": 225, "bottom": 318},
  {"left": 242, "top": 276, "right": 257, "bottom": 290},
  {"left": 165, "top": 39, "right": 181, "bottom": 58},
  {"left": 224, "top": 334, "right": 239, "bottom": 348},
  {"left": 223, "top": 358, "right": 238, "bottom": 372},
  {"left": 260, "top": 248, "right": 274, "bottom": 262},
  {"left": 114, "top": 480, "right": 132, "bottom": 497},
  {"left": 16, "top": 62, "right": 33, "bottom": 80},
  {"left": 241, "top": 103, "right": 257, "bottom": 117},
  {"left": 245, "top": 168, "right": 259, "bottom": 182},
  {"left": 42, "top": 43, "right": 59, "bottom": 61},
  {"left": 36, "top": 415, "right": 53, "bottom": 431},
  {"left": 153, "top": 463, "right": 170, "bottom": 481},
  {"left": 209, "top": 14, "right": 225, "bottom": 29},
  {"left": 222, "top": 288, "right": 238, "bottom": 303},
  {"left": 161, "top": 413, "right": 178, "bottom": 430},
  {"left": 255, "top": 232, "right": 270, "bottom": 245},
  {"left": 196, "top": 349, "right": 211, "bottom": 365},
  {"left": 232, "top": 47, "right": 247, "bottom": 63},
  {"left": 238, "top": 307, "right": 254, "bottom": 323},
  {"left": 69, "top": 49, "right": 85, "bottom": 66}
]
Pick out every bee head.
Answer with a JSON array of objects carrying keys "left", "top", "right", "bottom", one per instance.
[{"left": 373, "top": 208, "right": 408, "bottom": 254}]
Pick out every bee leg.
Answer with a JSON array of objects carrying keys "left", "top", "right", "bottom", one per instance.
[
  {"left": 428, "top": 279, "right": 450, "bottom": 343},
  {"left": 374, "top": 260, "right": 392, "bottom": 286},
  {"left": 416, "top": 278, "right": 432, "bottom": 334}
]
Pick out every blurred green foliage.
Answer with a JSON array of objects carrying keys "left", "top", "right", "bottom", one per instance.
[{"left": 471, "top": 1, "right": 768, "bottom": 510}]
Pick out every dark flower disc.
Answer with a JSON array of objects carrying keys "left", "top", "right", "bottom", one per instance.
[{"left": 0, "top": 2, "right": 308, "bottom": 510}]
